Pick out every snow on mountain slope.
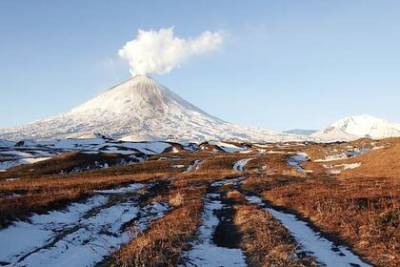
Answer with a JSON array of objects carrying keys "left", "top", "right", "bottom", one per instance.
[
  {"left": 0, "top": 75, "right": 299, "bottom": 142},
  {"left": 311, "top": 115, "right": 400, "bottom": 141}
]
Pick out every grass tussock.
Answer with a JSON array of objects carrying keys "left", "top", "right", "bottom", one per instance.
[
  {"left": 226, "top": 190, "right": 246, "bottom": 203},
  {"left": 169, "top": 191, "right": 184, "bottom": 207}
]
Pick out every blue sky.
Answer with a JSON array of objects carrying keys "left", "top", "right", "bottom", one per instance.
[{"left": 1, "top": 1, "right": 400, "bottom": 131}]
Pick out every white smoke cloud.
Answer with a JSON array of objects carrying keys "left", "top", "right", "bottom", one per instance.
[{"left": 118, "top": 27, "right": 223, "bottom": 75}]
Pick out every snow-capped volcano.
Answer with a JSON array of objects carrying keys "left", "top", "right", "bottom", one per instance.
[
  {"left": 311, "top": 115, "right": 400, "bottom": 141},
  {"left": 0, "top": 75, "right": 296, "bottom": 142}
]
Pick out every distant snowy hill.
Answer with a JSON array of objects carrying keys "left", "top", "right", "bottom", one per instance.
[
  {"left": 311, "top": 115, "right": 400, "bottom": 141},
  {"left": 0, "top": 75, "right": 301, "bottom": 142}
]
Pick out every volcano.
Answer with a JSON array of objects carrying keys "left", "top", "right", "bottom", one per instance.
[{"left": 0, "top": 75, "right": 296, "bottom": 142}]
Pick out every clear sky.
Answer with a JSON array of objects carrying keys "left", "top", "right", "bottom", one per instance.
[{"left": 1, "top": 1, "right": 400, "bottom": 131}]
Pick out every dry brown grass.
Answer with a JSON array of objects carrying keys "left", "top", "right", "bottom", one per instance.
[
  {"left": 263, "top": 177, "right": 400, "bottom": 267},
  {"left": 241, "top": 174, "right": 309, "bottom": 193},
  {"left": 337, "top": 142, "right": 400, "bottom": 179},
  {"left": 199, "top": 153, "right": 254, "bottom": 170},
  {"left": 246, "top": 153, "right": 296, "bottom": 176},
  {"left": 169, "top": 191, "right": 184, "bottom": 207},
  {"left": 301, "top": 160, "right": 327, "bottom": 176},
  {"left": 234, "top": 203, "right": 317, "bottom": 267},
  {"left": 112, "top": 187, "right": 205, "bottom": 267},
  {"left": 226, "top": 190, "right": 246, "bottom": 203}
]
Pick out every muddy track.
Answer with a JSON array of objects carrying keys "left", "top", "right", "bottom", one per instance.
[
  {"left": 212, "top": 204, "right": 241, "bottom": 249},
  {"left": 0, "top": 181, "right": 169, "bottom": 267},
  {"left": 180, "top": 177, "right": 247, "bottom": 267}
]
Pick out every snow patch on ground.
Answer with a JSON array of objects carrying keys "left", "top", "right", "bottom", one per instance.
[
  {"left": 0, "top": 183, "right": 168, "bottom": 267},
  {"left": 0, "top": 195, "right": 108, "bottom": 264},
  {"left": 185, "top": 160, "right": 203, "bottom": 172},
  {"left": 233, "top": 158, "right": 253, "bottom": 172},
  {"left": 266, "top": 150, "right": 287, "bottom": 154},
  {"left": 327, "top": 169, "right": 342, "bottom": 175},
  {"left": 323, "top": 162, "right": 362, "bottom": 175},
  {"left": 372, "top": 145, "right": 385, "bottom": 150},
  {"left": 209, "top": 141, "right": 250, "bottom": 153},
  {"left": 0, "top": 157, "right": 50, "bottom": 171},
  {"left": 172, "top": 164, "right": 186, "bottom": 168},
  {"left": 315, "top": 154, "right": 348, "bottom": 162},
  {"left": 114, "top": 141, "right": 171, "bottom": 154},
  {"left": 315, "top": 148, "right": 370, "bottom": 162},
  {"left": 211, "top": 177, "right": 245, "bottom": 187},
  {"left": 287, "top": 152, "right": 309, "bottom": 173},
  {"left": 338, "top": 163, "right": 361, "bottom": 170},
  {"left": 95, "top": 183, "right": 145, "bottom": 194}
]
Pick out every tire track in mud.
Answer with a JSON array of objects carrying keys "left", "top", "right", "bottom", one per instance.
[
  {"left": 180, "top": 177, "right": 247, "bottom": 267},
  {"left": 0, "top": 182, "right": 170, "bottom": 267}
]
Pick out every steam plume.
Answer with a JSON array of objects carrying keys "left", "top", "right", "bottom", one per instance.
[{"left": 118, "top": 27, "right": 223, "bottom": 75}]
